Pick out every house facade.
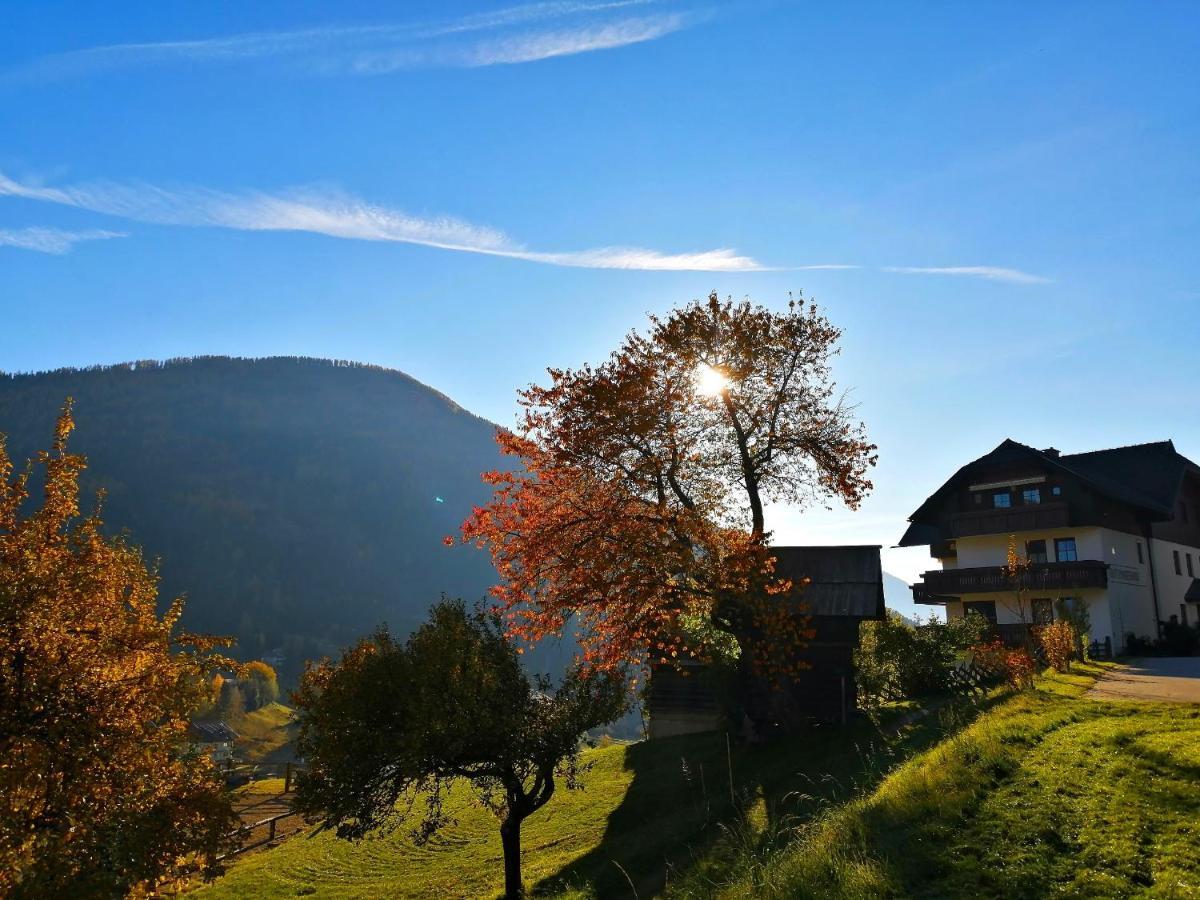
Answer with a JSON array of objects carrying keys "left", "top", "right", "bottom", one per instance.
[
  {"left": 900, "top": 439, "right": 1200, "bottom": 653},
  {"left": 187, "top": 721, "right": 238, "bottom": 765}
]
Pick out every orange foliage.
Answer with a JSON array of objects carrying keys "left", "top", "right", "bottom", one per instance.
[
  {"left": 971, "top": 639, "right": 1036, "bottom": 690},
  {"left": 1036, "top": 621, "right": 1076, "bottom": 673},
  {"left": 458, "top": 293, "right": 875, "bottom": 675},
  {"left": 0, "top": 402, "right": 237, "bottom": 895}
]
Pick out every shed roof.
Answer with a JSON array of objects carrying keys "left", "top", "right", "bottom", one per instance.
[{"left": 771, "top": 545, "right": 885, "bottom": 620}]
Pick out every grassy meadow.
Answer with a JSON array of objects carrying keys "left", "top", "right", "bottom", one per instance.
[
  {"left": 195, "top": 663, "right": 1200, "bottom": 898},
  {"left": 196, "top": 708, "right": 947, "bottom": 899},
  {"left": 701, "top": 662, "right": 1200, "bottom": 898}
]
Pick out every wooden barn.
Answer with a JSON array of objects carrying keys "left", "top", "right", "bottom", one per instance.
[{"left": 647, "top": 545, "right": 886, "bottom": 739}]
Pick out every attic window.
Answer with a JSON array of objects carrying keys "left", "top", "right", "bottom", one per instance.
[
  {"left": 993, "top": 492, "right": 1012, "bottom": 508},
  {"left": 1023, "top": 488, "right": 1041, "bottom": 504},
  {"left": 1052, "top": 486, "right": 1062, "bottom": 496}
]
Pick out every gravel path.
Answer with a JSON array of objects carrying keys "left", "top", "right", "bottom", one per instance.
[{"left": 1087, "top": 657, "right": 1200, "bottom": 703}]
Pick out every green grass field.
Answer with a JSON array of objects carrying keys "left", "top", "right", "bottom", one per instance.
[
  {"left": 703, "top": 662, "right": 1200, "bottom": 898},
  {"left": 196, "top": 664, "right": 1200, "bottom": 899},
  {"left": 196, "top": 707, "right": 944, "bottom": 899}
]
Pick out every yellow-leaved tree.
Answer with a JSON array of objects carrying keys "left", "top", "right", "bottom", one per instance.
[{"left": 0, "top": 402, "right": 238, "bottom": 897}]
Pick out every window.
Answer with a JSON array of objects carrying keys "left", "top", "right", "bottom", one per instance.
[
  {"left": 1055, "top": 538, "right": 1078, "bottom": 562},
  {"left": 1023, "top": 488, "right": 1042, "bottom": 505},
  {"left": 1175, "top": 550, "right": 1182, "bottom": 575},
  {"left": 1137, "top": 542, "right": 1144, "bottom": 564},
  {"left": 1026, "top": 539, "right": 1048, "bottom": 564},
  {"left": 973, "top": 493, "right": 983, "bottom": 505},
  {"left": 993, "top": 492, "right": 1012, "bottom": 508},
  {"left": 963, "top": 600, "right": 997, "bottom": 624},
  {"left": 1052, "top": 485, "right": 1062, "bottom": 496},
  {"left": 1031, "top": 598, "right": 1054, "bottom": 625},
  {"left": 1189, "top": 554, "right": 1195, "bottom": 578}
]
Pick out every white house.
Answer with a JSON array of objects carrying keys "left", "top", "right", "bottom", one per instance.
[
  {"left": 187, "top": 721, "right": 238, "bottom": 765},
  {"left": 900, "top": 440, "right": 1200, "bottom": 654}
]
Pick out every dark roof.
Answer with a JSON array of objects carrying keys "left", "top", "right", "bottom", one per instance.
[
  {"left": 771, "top": 545, "right": 885, "bottom": 619},
  {"left": 899, "top": 438, "right": 1199, "bottom": 546},
  {"left": 188, "top": 721, "right": 238, "bottom": 743},
  {"left": 1058, "top": 442, "right": 1194, "bottom": 515}
]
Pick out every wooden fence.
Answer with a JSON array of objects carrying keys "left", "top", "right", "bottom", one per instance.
[{"left": 219, "top": 810, "right": 303, "bottom": 860}]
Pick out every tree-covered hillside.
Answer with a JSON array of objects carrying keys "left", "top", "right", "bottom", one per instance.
[{"left": 0, "top": 357, "right": 545, "bottom": 683}]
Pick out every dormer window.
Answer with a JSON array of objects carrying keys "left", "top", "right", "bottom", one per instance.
[
  {"left": 993, "top": 492, "right": 1012, "bottom": 508},
  {"left": 1022, "top": 488, "right": 1042, "bottom": 505}
]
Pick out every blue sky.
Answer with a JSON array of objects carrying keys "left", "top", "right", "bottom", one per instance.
[{"left": 1, "top": 1, "right": 1198, "bottom": 606}]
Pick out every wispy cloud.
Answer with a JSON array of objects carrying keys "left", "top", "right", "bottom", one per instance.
[
  {"left": 882, "top": 265, "right": 1051, "bottom": 284},
  {"left": 0, "top": 174, "right": 1051, "bottom": 279},
  {"left": 354, "top": 13, "right": 686, "bottom": 71},
  {"left": 0, "top": 225, "right": 126, "bottom": 254},
  {"left": 6, "top": 2, "right": 695, "bottom": 82},
  {"left": 0, "top": 172, "right": 766, "bottom": 271}
]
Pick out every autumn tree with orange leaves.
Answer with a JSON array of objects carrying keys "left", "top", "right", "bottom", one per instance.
[
  {"left": 0, "top": 403, "right": 238, "bottom": 897},
  {"left": 459, "top": 292, "right": 876, "bottom": 678}
]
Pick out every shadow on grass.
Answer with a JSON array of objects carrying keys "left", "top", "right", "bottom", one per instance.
[{"left": 534, "top": 693, "right": 1005, "bottom": 898}]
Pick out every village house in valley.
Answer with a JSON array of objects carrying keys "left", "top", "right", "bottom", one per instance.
[{"left": 900, "top": 439, "right": 1200, "bottom": 653}]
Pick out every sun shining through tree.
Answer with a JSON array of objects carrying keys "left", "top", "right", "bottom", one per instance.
[{"left": 459, "top": 291, "right": 877, "bottom": 678}]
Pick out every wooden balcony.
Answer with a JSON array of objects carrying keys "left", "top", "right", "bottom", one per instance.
[
  {"left": 912, "top": 560, "right": 1108, "bottom": 603},
  {"left": 944, "top": 501, "right": 1070, "bottom": 539}
]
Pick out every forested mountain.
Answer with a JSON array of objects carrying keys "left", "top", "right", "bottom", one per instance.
[{"left": 0, "top": 357, "right": 555, "bottom": 683}]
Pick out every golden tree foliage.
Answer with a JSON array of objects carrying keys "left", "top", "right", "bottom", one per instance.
[
  {"left": 1036, "top": 621, "right": 1076, "bottom": 673},
  {"left": 0, "top": 402, "right": 237, "bottom": 897},
  {"left": 459, "top": 293, "right": 875, "bottom": 676}
]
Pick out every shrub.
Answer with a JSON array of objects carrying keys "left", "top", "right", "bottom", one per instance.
[
  {"left": 1036, "top": 621, "right": 1076, "bottom": 673},
  {"left": 970, "top": 640, "right": 1036, "bottom": 690},
  {"left": 856, "top": 612, "right": 992, "bottom": 704},
  {"left": 1054, "top": 598, "right": 1091, "bottom": 660},
  {"left": 1161, "top": 618, "right": 1200, "bottom": 656}
]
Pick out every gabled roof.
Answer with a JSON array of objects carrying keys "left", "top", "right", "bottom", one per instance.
[
  {"left": 188, "top": 721, "right": 238, "bottom": 743},
  {"left": 1059, "top": 442, "right": 1194, "bottom": 515},
  {"left": 899, "top": 439, "right": 1199, "bottom": 546},
  {"left": 772, "top": 545, "right": 885, "bottom": 619}
]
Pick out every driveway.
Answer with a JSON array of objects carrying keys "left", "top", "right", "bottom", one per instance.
[{"left": 1088, "top": 657, "right": 1200, "bottom": 703}]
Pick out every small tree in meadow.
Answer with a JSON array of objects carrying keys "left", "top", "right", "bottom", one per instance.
[{"left": 292, "top": 599, "right": 628, "bottom": 899}]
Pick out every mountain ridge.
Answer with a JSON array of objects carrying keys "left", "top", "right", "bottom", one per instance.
[{"left": 0, "top": 355, "right": 524, "bottom": 682}]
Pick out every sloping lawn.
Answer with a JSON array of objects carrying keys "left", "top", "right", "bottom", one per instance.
[
  {"left": 702, "top": 662, "right": 1200, "bottom": 899},
  {"left": 227, "top": 702, "right": 298, "bottom": 764},
  {"left": 195, "top": 708, "right": 948, "bottom": 899}
]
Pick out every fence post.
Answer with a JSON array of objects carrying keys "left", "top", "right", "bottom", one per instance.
[
  {"left": 269, "top": 818, "right": 277, "bottom": 842},
  {"left": 284, "top": 762, "right": 292, "bottom": 793}
]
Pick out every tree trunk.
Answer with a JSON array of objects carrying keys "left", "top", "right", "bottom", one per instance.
[{"left": 500, "top": 816, "right": 523, "bottom": 899}]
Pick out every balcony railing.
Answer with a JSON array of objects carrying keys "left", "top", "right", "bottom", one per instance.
[
  {"left": 944, "top": 501, "right": 1070, "bottom": 539},
  {"left": 912, "top": 560, "right": 1108, "bottom": 603}
]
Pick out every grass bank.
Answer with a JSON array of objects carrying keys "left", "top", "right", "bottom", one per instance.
[
  {"left": 196, "top": 705, "right": 950, "bottom": 899},
  {"left": 699, "top": 662, "right": 1200, "bottom": 898}
]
